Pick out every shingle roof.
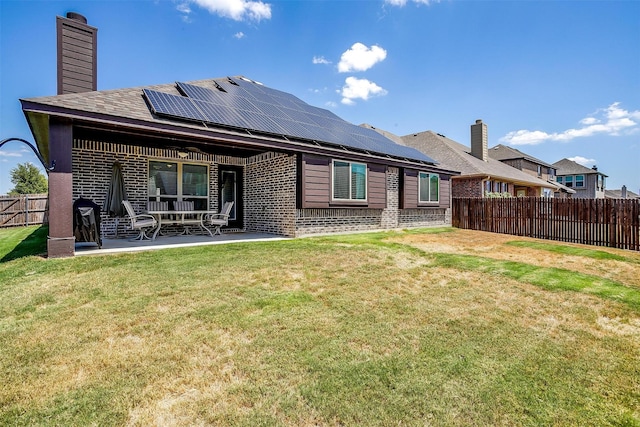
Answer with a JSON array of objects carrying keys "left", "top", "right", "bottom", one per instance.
[
  {"left": 488, "top": 144, "right": 554, "bottom": 168},
  {"left": 552, "top": 158, "right": 608, "bottom": 177},
  {"left": 604, "top": 188, "right": 640, "bottom": 199},
  {"left": 21, "top": 77, "right": 437, "bottom": 165},
  {"left": 400, "top": 131, "right": 556, "bottom": 188}
]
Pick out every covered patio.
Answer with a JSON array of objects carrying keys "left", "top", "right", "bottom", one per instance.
[{"left": 74, "top": 232, "right": 288, "bottom": 256}]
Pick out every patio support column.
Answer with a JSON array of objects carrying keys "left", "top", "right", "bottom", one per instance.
[{"left": 47, "top": 118, "right": 74, "bottom": 258}]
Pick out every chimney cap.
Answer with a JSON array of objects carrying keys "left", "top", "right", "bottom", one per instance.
[
  {"left": 66, "top": 12, "right": 87, "bottom": 23},
  {"left": 475, "top": 119, "right": 483, "bottom": 124}
]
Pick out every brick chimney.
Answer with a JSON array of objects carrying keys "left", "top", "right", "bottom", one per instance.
[
  {"left": 471, "top": 119, "right": 488, "bottom": 162},
  {"left": 56, "top": 12, "right": 97, "bottom": 94}
]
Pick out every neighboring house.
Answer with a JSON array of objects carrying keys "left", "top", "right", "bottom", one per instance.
[
  {"left": 605, "top": 186, "right": 640, "bottom": 200},
  {"left": 21, "top": 13, "right": 457, "bottom": 258},
  {"left": 553, "top": 158, "right": 608, "bottom": 199},
  {"left": 488, "top": 144, "right": 575, "bottom": 198},
  {"left": 367, "top": 120, "right": 557, "bottom": 198}
]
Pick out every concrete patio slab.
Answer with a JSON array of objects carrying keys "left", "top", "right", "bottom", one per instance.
[{"left": 75, "top": 232, "right": 288, "bottom": 256}]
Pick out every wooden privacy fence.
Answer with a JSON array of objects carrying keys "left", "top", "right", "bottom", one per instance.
[
  {"left": 452, "top": 197, "right": 640, "bottom": 251},
  {"left": 0, "top": 194, "right": 49, "bottom": 227}
]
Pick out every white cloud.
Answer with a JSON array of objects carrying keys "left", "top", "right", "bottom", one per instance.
[
  {"left": 500, "top": 102, "right": 640, "bottom": 145},
  {"left": 234, "top": 31, "right": 245, "bottom": 39},
  {"left": 176, "top": 2, "right": 192, "bottom": 13},
  {"left": 384, "top": 0, "right": 440, "bottom": 6},
  {"left": 312, "top": 56, "right": 331, "bottom": 65},
  {"left": 0, "top": 151, "right": 22, "bottom": 158},
  {"left": 179, "top": 0, "right": 271, "bottom": 22},
  {"left": 340, "top": 77, "right": 388, "bottom": 105},
  {"left": 338, "top": 43, "right": 387, "bottom": 73},
  {"left": 568, "top": 156, "right": 596, "bottom": 167}
]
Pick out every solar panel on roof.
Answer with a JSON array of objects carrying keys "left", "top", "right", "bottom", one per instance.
[
  {"left": 143, "top": 89, "right": 207, "bottom": 122},
  {"left": 144, "top": 79, "right": 438, "bottom": 164},
  {"left": 177, "top": 82, "right": 227, "bottom": 105},
  {"left": 193, "top": 99, "right": 248, "bottom": 129}
]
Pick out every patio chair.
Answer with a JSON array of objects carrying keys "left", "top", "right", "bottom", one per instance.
[
  {"left": 173, "top": 200, "right": 197, "bottom": 234},
  {"left": 147, "top": 201, "right": 168, "bottom": 212},
  {"left": 122, "top": 200, "right": 158, "bottom": 240},
  {"left": 203, "top": 201, "right": 234, "bottom": 236}
]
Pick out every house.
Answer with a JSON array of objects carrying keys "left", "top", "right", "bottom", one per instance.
[
  {"left": 368, "top": 120, "right": 558, "bottom": 198},
  {"left": 553, "top": 158, "right": 608, "bottom": 199},
  {"left": 21, "top": 13, "right": 457, "bottom": 258},
  {"left": 488, "top": 144, "right": 575, "bottom": 198},
  {"left": 605, "top": 186, "right": 640, "bottom": 200}
]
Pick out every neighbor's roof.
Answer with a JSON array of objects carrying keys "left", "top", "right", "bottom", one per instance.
[
  {"left": 21, "top": 76, "right": 439, "bottom": 167},
  {"left": 604, "top": 188, "right": 640, "bottom": 199},
  {"left": 488, "top": 144, "right": 554, "bottom": 168},
  {"left": 553, "top": 158, "right": 608, "bottom": 177},
  {"left": 399, "top": 130, "right": 556, "bottom": 188}
]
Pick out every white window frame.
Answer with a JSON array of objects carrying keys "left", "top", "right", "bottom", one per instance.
[
  {"left": 331, "top": 159, "right": 367, "bottom": 202},
  {"left": 418, "top": 172, "right": 440, "bottom": 204},
  {"left": 575, "top": 175, "right": 585, "bottom": 188},
  {"left": 148, "top": 160, "right": 209, "bottom": 208}
]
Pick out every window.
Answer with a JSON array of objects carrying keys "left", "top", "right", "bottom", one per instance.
[
  {"left": 419, "top": 172, "right": 439, "bottom": 203},
  {"left": 575, "top": 175, "right": 585, "bottom": 188},
  {"left": 564, "top": 176, "right": 573, "bottom": 188},
  {"left": 502, "top": 182, "right": 509, "bottom": 193},
  {"left": 537, "top": 165, "right": 542, "bottom": 177},
  {"left": 557, "top": 176, "right": 563, "bottom": 184},
  {"left": 332, "top": 160, "right": 367, "bottom": 201},
  {"left": 149, "top": 160, "right": 208, "bottom": 209}
]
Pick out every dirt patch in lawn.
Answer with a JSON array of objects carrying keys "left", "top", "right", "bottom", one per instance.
[{"left": 392, "top": 229, "right": 640, "bottom": 289}]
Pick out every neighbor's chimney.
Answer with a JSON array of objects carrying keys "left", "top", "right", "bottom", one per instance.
[
  {"left": 621, "top": 185, "right": 628, "bottom": 199},
  {"left": 56, "top": 12, "right": 97, "bottom": 94},
  {"left": 471, "top": 119, "right": 488, "bottom": 162}
]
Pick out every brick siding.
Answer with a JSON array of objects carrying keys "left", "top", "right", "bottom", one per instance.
[
  {"left": 452, "top": 178, "right": 484, "bottom": 198},
  {"left": 245, "top": 152, "right": 297, "bottom": 236},
  {"left": 73, "top": 139, "right": 452, "bottom": 240}
]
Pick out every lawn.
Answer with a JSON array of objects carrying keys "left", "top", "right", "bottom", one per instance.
[{"left": 1, "top": 226, "right": 639, "bottom": 426}]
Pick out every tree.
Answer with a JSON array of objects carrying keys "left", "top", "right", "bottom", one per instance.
[{"left": 9, "top": 162, "right": 48, "bottom": 195}]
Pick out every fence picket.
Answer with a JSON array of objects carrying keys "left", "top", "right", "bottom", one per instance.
[
  {"left": 0, "top": 194, "right": 48, "bottom": 227},
  {"left": 452, "top": 197, "right": 639, "bottom": 251}
]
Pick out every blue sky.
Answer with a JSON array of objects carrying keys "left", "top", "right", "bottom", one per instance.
[{"left": 1, "top": 0, "right": 639, "bottom": 195}]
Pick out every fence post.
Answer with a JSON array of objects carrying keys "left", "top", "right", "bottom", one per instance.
[{"left": 25, "top": 194, "right": 29, "bottom": 226}]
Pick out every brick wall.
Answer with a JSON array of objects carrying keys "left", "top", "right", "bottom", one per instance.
[
  {"left": 295, "top": 208, "right": 384, "bottom": 235},
  {"left": 296, "top": 166, "right": 451, "bottom": 236},
  {"left": 399, "top": 208, "right": 450, "bottom": 227},
  {"left": 74, "top": 139, "right": 452, "bottom": 240},
  {"left": 245, "top": 152, "right": 297, "bottom": 236},
  {"left": 381, "top": 167, "right": 399, "bottom": 228},
  {"left": 73, "top": 139, "right": 240, "bottom": 238},
  {"left": 452, "top": 178, "right": 483, "bottom": 198}
]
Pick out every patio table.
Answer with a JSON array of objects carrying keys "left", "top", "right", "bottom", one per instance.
[{"left": 148, "top": 210, "right": 217, "bottom": 240}]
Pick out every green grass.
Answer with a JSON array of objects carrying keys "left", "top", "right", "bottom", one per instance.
[
  {"left": 1, "top": 227, "right": 639, "bottom": 426},
  {"left": 430, "top": 252, "right": 640, "bottom": 312},
  {"left": 506, "top": 240, "right": 637, "bottom": 263},
  {"left": 0, "top": 225, "right": 48, "bottom": 262}
]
